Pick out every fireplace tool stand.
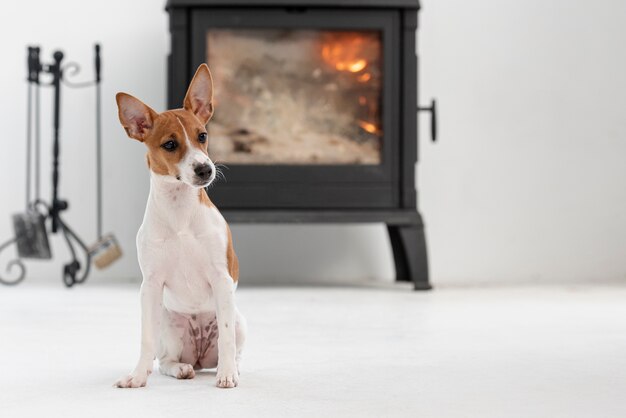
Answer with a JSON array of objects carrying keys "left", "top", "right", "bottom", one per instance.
[{"left": 0, "top": 46, "right": 103, "bottom": 287}]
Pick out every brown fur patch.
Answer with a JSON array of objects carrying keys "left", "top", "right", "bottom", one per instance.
[
  {"left": 117, "top": 65, "right": 213, "bottom": 178},
  {"left": 199, "top": 189, "right": 238, "bottom": 283},
  {"left": 183, "top": 64, "right": 215, "bottom": 124},
  {"left": 226, "top": 224, "right": 239, "bottom": 283},
  {"left": 198, "top": 187, "right": 214, "bottom": 208},
  {"left": 140, "top": 110, "right": 208, "bottom": 177},
  {"left": 118, "top": 103, "right": 209, "bottom": 177}
]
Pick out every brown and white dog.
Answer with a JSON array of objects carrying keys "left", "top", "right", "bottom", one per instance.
[{"left": 114, "top": 64, "right": 246, "bottom": 389}]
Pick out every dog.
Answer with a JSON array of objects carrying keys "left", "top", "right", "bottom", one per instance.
[{"left": 113, "top": 64, "right": 246, "bottom": 389}]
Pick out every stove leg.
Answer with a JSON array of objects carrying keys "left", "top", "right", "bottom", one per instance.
[{"left": 387, "top": 219, "right": 431, "bottom": 290}]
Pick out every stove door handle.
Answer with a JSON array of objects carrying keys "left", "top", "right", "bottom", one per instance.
[{"left": 418, "top": 99, "right": 437, "bottom": 142}]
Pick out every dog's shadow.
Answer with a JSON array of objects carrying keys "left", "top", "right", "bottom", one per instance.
[
  {"left": 193, "top": 369, "right": 217, "bottom": 379},
  {"left": 147, "top": 368, "right": 221, "bottom": 390}
]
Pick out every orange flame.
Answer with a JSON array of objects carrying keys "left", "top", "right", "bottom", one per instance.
[
  {"left": 357, "top": 73, "right": 372, "bottom": 82},
  {"left": 358, "top": 120, "right": 378, "bottom": 134},
  {"left": 347, "top": 60, "right": 367, "bottom": 72},
  {"left": 321, "top": 35, "right": 369, "bottom": 73}
]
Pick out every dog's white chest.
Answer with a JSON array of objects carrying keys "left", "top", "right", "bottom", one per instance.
[{"left": 137, "top": 179, "right": 229, "bottom": 314}]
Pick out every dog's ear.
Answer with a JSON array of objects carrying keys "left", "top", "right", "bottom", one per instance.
[
  {"left": 116, "top": 93, "right": 157, "bottom": 142},
  {"left": 183, "top": 64, "right": 214, "bottom": 125}
]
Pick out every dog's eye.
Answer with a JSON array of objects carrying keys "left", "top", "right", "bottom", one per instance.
[
  {"left": 198, "top": 132, "right": 207, "bottom": 144},
  {"left": 161, "top": 140, "right": 178, "bottom": 152}
]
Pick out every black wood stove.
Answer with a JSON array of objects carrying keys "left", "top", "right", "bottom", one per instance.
[{"left": 166, "top": 0, "right": 436, "bottom": 290}]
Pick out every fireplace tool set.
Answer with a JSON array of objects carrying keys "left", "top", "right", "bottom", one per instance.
[{"left": 0, "top": 44, "right": 121, "bottom": 287}]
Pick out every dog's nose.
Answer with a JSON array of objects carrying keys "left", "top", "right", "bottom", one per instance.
[{"left": 194, "top": 164, "right": 213, "bottom": 180}]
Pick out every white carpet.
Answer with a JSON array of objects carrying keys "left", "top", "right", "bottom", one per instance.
[{"left": 0, "top": 282, "right": 625, "bottom": 418}]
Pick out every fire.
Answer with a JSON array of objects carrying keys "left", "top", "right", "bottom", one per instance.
[
  {"left": 347, "top": 60, "right": 367, "bottom": 72},
  {"left": 358, "top": 120, "right": 378, "bottom": 134},
  {"left": 330, "top": 57, "right": 367, "bottom": 72},
  {"left": 357, "top": 73, "right": 372, "bottom": 82},
  {"left": 319, "top": 33, "right": 381, "bottom": 137},
  {"left": 321, "top": 35, "right": 370, "bottom": 73}
]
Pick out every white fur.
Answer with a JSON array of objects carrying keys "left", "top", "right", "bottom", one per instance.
[{"left": 114, "top": 173, "right": 244, "bottom": 389}]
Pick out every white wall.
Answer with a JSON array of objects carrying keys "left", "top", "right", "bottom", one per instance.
[
  {"left": 419, "top": 0, "right": 626, "bottom": 284},
  {"left": 1, "top": 0, "right": 625, "bottom": 286}
]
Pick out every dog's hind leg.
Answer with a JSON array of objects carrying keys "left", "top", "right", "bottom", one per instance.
[{"left": 157, "top": 308, "right": 196, "bottom": 379}]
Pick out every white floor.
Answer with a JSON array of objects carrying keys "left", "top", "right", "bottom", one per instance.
[{"left": 1, "top": 281, "right": 625, "bottom": 418}]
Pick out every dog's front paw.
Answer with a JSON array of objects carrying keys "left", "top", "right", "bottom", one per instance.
[
  {"left": 175, "top": 364, "right": 196, "bottom": 380},
  {"left": 216, "top": 367, "right": 239, "bottom": 388},
  {"left": 114, "top": 372, "right": 148, "bottom": 389}
]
